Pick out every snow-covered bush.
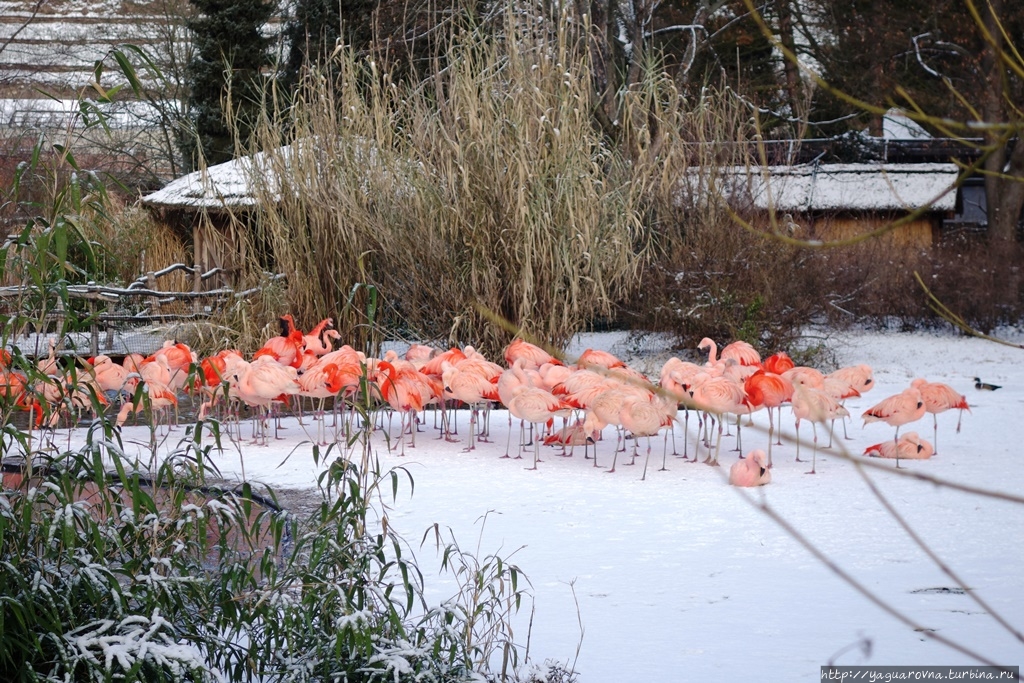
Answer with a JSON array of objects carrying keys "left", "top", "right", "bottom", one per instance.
[{"left": 0, "top": 427, "right": 531, "bottom": 682}]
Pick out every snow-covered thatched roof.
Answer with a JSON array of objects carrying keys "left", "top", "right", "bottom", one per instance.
[
  {"left": 694, "top": 163, "right": 960, "bottom": 213},
  {"left": 142, "top": 137, "right": 411, "bottom": 211},
  {"left": 141, "top": 146, "right": 286, "bottom": 210}
]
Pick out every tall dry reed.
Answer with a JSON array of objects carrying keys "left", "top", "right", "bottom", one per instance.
[{"left": 244, "top": 7, "right": 652, "bottom": 356}]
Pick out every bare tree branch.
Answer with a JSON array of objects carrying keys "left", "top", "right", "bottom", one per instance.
[{"left": 0, "top": 0, "right": 46, "bottom": 58}]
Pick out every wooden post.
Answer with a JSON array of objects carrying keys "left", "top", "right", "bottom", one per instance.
[
  {"left": 53, "top": 297, "right": 66, "bottom": 345},
  {"left": 193, "top": 262, "right": 203, "bottom": 315},
  {"left": 147, "top": 271, "right": 161, "bottom": 316},
  {"left": 104, "top": 301, "right": 115, "bottom": 350},
  {"left": 89, "top": 299, "right": 99, "bottom": 356}
]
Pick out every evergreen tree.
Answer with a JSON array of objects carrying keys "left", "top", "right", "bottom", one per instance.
[
  {"left": 185, "top": 0, "right": 276, "bottom": 168},
  {"left": 281, "top": 0, "right": 343, "bottom": 90}
]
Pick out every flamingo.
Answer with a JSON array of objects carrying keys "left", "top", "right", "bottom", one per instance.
[
  {"left": 116, "top": 378, "right": 177, "bottom": 429},
  {"left": 782, "top": 365, "right": 825, "bottom": 390},
  {"left": 197, "top": 349, "right": 246, "bottom": 422},
  {"left": 375, "top": 360, "right": 431, "bottom": 455},
  {"left": 253, "top": 314, "right": 305, "bottom": 369},
  {"left": 762, "top": 351, "right": 795, "bottom": 375},
  {"left": 743, "top": 369, "right": 793, "bottom": 467},
  {"left": 86, "top": 355, "right": 131, "bottom": 403},
  {"left": 659, "top": 357, "right": 703, "bottom": 459},
  {"left": 497, "top": 359, "right": 548, "bottom": 456},
  {"left": 720, "top": 340, "right": 761, "bottom": 367},
  {"left": 506, "top": 386, "right": 571, "bottom": 469},
  {"left": 826, "top": 364, "right": 875, "bottom": 442},
  {"left": 504, "top": 338, "right": 562, "bottom": 370},
  {"left": 298, "top": 360, "right": 345, "bottom": 444},
  {"left": 910, "top": 378, "right": 969, "bottom": 453},
  {"left": 150, "top": 340, "right": 196, "bottom": 392},
  {"left": 864, "top": 431, "right": 934, "bottom": 460},
  {"left": 232, "top": 355, "right": 301, "bottom": 444},
  {"left": 442, "top": 360, "right": 500, "bottom": 450},
  {"left": 617, "top": 395, "right": 674, "bottom": 480},
  {"left": 301, "top": 317, "right": 339, "bottom": 356},
  {"left": 791, "top": 385, "right": 848, "bottom": 474},
  {"left": 729, "top": 449, "right": 772, "bottom": 487},
  {"left": 405, "top": 343, "right": 438, "bottom": 368},
  {"left": 862, "top": 387, "right": 926, "bottom": 466},
  {"left": 577, "top": 348, "right": 626, "bottom": 371},
  {"left": 688, "top": 372, "right": 749, "bottom": 466},
  {"left": 543, "top": 419, "right": 601, "bottom": 455},
  {"left": 36, "top": 338, "right": 59, "bottom": 376}
]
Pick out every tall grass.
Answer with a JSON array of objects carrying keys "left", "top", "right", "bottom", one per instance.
[{"left": 244, "top": 7, "right": 650, "bottom": 356}]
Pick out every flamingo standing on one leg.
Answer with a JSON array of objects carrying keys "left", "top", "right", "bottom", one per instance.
[
  {"left": 659, "top": 357, "right": 703, "bottom": 460},
  {"left": 861, "top": 386, "right": 926, "bottom": 468},
  {"left": 688, "top": 372, "right": 749, "bottom": 466},
  {"left": 825, "top": 364, "right": 875, "bottom": 442},
  {"left": 792, "top": 385, "right": 848, "bottom": 474},
  {"left": 506, "top": 387, "right": 571, "bottom": 470},
  {"left": 910, "top": 378, "right": 969, "bottom": 454},
  {"left": 617, "top": 395, "right": 673, "bottom": 480}
]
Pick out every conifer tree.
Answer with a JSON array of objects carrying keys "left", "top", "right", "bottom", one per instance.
[{"left": 185, "top": 0, "right": 275, "bottom": 168}]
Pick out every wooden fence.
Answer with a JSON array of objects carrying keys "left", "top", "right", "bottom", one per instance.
[{"left": 0, "top": 264, "right": 285, "bottom": 358}]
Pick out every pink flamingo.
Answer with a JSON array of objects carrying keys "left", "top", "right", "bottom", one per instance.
[
  {"left": 149, "top": 340, "right": 196, "bottom": 393},
  {"left": 721, "top": 340, "right": 761, "bottom": 367},
  {"left": 298, "top": 360, "right": 344, "bottom": 444},
  {"left": 864, "top": 431, "right": 935, "bottom": 461},
  {"left": 232, "top": 356, "right": 301, "bottom": 444},
  {"left": 375, "top": 360, "right": 434, "bottom": 455},
  {"left": 744, "top": 369, "right": 793, "bottom": 467},
  {"left": 87, "top": 354, "right": 130, "bottom": 400},
  {"left": 577, "top": 348, "right": 626, "bottom": 371},
  {"left": 688, "top": 373, "right": 749, "bottom": 466},
  {"left": 862, "top": 386, "right": 926, "bottom": 460},
  {"left": 762, "top": 352, "right": 795, "bottom": 375},
  {"left": 729, "top": 449, "right": 772, "bottom": 487},
  {"left": 443, "top": 360, "right": 500, "bottom": 450},
  {"left": 791, "top": 385, "right": 848, "bottom": 474},
  {"left": 506, "top": 387, "right": 571, "bottom": 469},
  {"left": 659, "top": 357, "right": 703, "bottom": 459},
  {"left": 301, "top": 317, "right": 340, "bottom": 356},
  {"left": 504, "top": 338, "right": 562, "bottom": 370},
  {"left": 617, "top": 396, "right": 674, "bottom": 480},
  {"left": 825, "top": 364, "right": 875, "bottom": 442},
  {"left": 253, "top": 315, "right": 305, "bottom": 369},
  {"left": 910, "top": 378, "right": 969, "bottom": 453}
]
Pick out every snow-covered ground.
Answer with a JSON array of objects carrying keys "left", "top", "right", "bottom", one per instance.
[{"left": 104, "top": 328, "right": 1024, "bottom": 680}]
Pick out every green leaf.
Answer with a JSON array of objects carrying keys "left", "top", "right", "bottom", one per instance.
[
  {"left": 52, "top": 144, "right": 80, "bottom": 172},
  {"left": 113, "top": 49, "right": 145, "bottom": 96}
]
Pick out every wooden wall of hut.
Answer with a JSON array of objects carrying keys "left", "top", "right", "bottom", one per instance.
[
  {"left": 154, "top": 207, "right": 249, "bottom": 289},
  {"left": 769, "top": 210, "right": 941, "bottom": 248},
  {"left": 192, "top": 210, "right": 250, "bottom": 288}
]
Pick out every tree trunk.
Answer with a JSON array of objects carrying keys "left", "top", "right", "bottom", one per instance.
[
  {"left": 775, "top": 0, "right": 803, "bottom": 121},
  {"left": 979, "top": 0, "right": 1024, "bottom": 242}
]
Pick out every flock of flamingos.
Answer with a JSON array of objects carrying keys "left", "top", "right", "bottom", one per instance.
[{"left": 9, "top": 315, "right": 973, "bottom": 486}]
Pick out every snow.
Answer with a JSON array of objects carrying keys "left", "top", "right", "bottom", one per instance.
[
  {"left": 47, "top": 328, "right": 1024, "bottom": 679},
  {"left": 686, "top": 163, "right": 960, "bottom": 213},
  {"left": 141, "top": 152, "right": 271, "bottom": 209},
  {"left": 141, "top": 137, "right": 415, "bottom": 210},
  {"left": 0, "top": 98, "right": 165, "bottom": 130},
  {"left": 883, "top": 108, "right": 933, "bottom": 140}
]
